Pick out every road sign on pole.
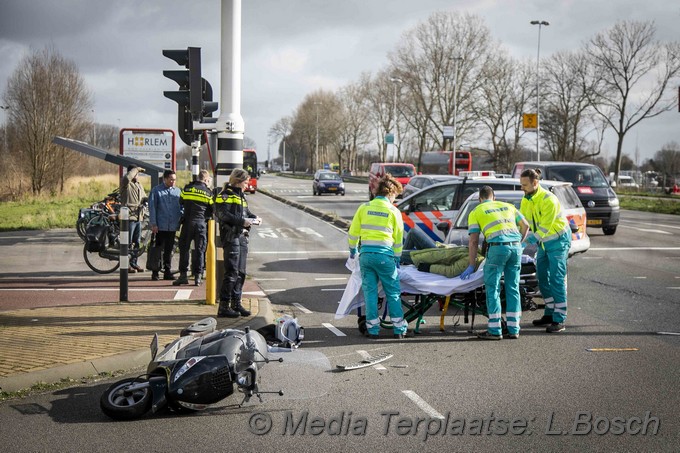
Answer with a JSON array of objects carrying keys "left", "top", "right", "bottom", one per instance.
[{"left": 523, "top": 113, "right": 537, "bottom": 131}]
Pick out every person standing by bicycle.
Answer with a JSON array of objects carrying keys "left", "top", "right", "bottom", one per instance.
[
  {"left": 173, "top": 170, "right": 214, "bottom": 286},
  {"left": 215, "top": 168, "right": 261, "bottom": 318},
  {"left": 148, "top": 170, "right": 182, "bottom": 281},
  {"left": 120, "top": 165, "right": 147, "bottom": 273},
  {"left": 348, "top": 174, "right": 407, "bottom": 340}
]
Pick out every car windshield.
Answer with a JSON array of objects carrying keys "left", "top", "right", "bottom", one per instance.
[
  {"left": 385, "top": 165, "right": 415, "bottom": 177},
  {"left": 319, "top": 173, "right": 341, "bottom": 181},
  {"left": 548, "top": 166, "right": 609, "bottom": 188}
]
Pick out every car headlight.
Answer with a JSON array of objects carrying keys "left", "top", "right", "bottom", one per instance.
[
  {"left": 318, "top": 182, "right": 325, "bottom": 187},
  {"left": 608, "top": 197, "right": 619, "bottom": 207},
  {"left": 339, "top": 183, "right": 345, "bottom": 188}
]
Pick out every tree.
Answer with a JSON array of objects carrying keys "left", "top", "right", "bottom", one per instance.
[
  {"left": 654, "top": 141, "right": 680, "bottom": 186},
  {"left": 3, "top": 46, "right": 93, "bottom": 194},
  {"left": 583, "top": 20, "right": 680, "bottom": 185}
]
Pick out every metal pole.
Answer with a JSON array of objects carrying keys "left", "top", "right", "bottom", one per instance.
[
  {"left": 205, "top": 219, "right": 216, "bottom": 305},
  {"left": 315, "top": 102, "right": 320, "bottom": 169},
  {"left": 119, "top": 207, "right": 129, "bottom": 302},
  {"left": 451, "top": 57, "right": 463, "bottom": 154},
  {"left": 282, "top": 139, "right": 286, "bottom": 172},
  {"left": 531, "top": 20, "right": 549, "bottom": 162},
  {"left": 191, "top": 139, "right": 201, "bottom": 180},
  {"left": 215, "top": 0, "right": 244, "bottom": 189}
]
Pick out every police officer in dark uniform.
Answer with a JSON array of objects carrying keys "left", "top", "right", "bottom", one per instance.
[
  {"left": 173, "top": 170, "right": 213, "bottom": 286},
  {"left": 215, "top": 168, "right": 261, "bottom": 318}
]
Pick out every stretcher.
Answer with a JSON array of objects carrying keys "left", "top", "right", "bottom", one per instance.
[{"left": 336, "top": 257, "right": 538, "bottom": 334}]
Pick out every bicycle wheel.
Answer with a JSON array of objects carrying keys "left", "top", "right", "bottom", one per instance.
[
  {"left": 76, "top": 217, "right": 88, "bottom": 240},
  {"left": 83, "top": 243, "right": 121, "bottom": 274}
]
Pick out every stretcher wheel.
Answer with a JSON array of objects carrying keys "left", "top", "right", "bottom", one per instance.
[{"left": 357, "top": 315, "right": 367, "bottom": 335}]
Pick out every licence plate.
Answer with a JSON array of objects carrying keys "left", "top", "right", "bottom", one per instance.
[
  {"left": 586, "top": 219, "right": 602, "bottom": 226},
  {"left": 329, "top": 187, "right": 337, "bottom": 191}
]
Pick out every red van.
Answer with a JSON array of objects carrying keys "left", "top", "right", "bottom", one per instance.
[{"left": 368, "top": 162, "right": 416, "bottom": 200}]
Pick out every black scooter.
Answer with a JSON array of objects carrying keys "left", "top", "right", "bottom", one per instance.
[{"left": 100, "top": 318, "right": 283, "bottom": 420}]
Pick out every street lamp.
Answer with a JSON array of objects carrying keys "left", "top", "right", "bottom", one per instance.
[
  {"left": 314, "top": 101, "right": 322, "bottom": 169},
  {"left": 451, "top": 56, "right": 463, "bottom": 154},
  {"left": 389, "top": 76, "right": 402, "bottom": 161},
  {"left": 530, "top": 20, "right": 549, "bottom": 162}
]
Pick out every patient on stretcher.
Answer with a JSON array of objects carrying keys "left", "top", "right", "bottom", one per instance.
[{"left": 401, "top": 228, "right": 483, "bottom": 278}]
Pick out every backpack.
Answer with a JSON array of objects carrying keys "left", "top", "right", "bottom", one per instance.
[{"left": 85, "top": 224, "right": 110, "bottom": 252}]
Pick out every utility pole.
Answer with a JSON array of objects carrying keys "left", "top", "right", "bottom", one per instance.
[
  {"left": 530, "top": 20, "right": 549, "bottom": 162},
  {"left": 215, "top": 0, "right": 244, "bottom": 188}
]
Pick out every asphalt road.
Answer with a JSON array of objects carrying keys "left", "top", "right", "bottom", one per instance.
[{"left": 0, "top": 174, "right": 679, "bottom": 451}]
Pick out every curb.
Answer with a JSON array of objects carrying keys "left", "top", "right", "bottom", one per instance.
[
  {"left": 0, "top": 297, "right": 277, "bottom": 393},
  {"left": 258, "top": 187, "right": 351, "bottom": 230}
]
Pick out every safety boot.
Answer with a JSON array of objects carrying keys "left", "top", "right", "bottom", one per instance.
[
  {"left": 232, "top": 301, "right": 251, "bottom": 317},
  {"left": 217, "top": 301, "right": 239, "bottom": 318},
  {"left": 172, "top": 273, "right": 189, "bottom": 286},
  {"left": 163, "top": 270, "right": 174, "bottom": 281}
]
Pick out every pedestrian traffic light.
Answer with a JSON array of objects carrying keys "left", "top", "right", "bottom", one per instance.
[{"left": 163, "top": 47, "right": 219, "bottom": 144}]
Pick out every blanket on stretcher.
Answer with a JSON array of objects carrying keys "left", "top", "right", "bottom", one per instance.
[{"left": 335, "top": 257, "right": 486, "bottom": 319}]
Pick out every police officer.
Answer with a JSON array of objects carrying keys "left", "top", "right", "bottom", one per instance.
[
  {"left": 173, "top": 170, "right": 213, "bottom": 286},
  {"left": 348, "top": 174, "right": 407, "bottom": 339},
  {"left": 460, "top": 186, "right": 529, "bottom": 340},
  {"left": 519, "top": 169, "right": 571, "bottom": 333},
  {"left": 215, "top": 168, "right": 261, "bottom": 318}
]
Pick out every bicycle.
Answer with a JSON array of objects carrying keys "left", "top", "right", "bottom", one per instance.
[
  {"left": 82, "top": 204, "right": 151, "bottom": 274},
  {"left": 76, "top": 190, "right": 120, "bottom": 241}
]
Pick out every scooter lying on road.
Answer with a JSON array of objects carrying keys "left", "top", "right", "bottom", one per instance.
[{"left": 100, "top": 318, "right": 284, "bottom": 420}]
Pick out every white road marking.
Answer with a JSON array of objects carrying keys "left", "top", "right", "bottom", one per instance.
[
  {"left": 667, "top": 287, "right": 680, "bottom": 290},
  {"left": 321, "top": 288, "right": 345, "bottom": 292},
  {"left": 657, "top": 331, "right": 680, "bottom": 336},
  {"left": 633, "top": 276, "right": 647, "bottom": 279},
  {"left": 622, "top": 220, "right": 680, "bottom": 231},
  {"left": 242, "top": 290, "right": 267, "bottom": 296},
  {"left": 265, "top": 289, "right": 286, "bottom": 293},
  {"left": 402, "top": 390, "right": 445, "bottom": 419},
  {"left": 322, "top": 322, "right": 346, "bottom": 336},
  {"left": 589, "top": 247, "right": 680, "bottom": 251},
  {"left": 292, "top": 302, "right": 312, "bottom": 314},
  {"left": 174, "top": 289, "right": 193, "bottom": 300},
  {"left": 315, "top": 277, "right": 348, "bottom": 281},
  {"left": 251, "top": 250, "right": 347, "bottom": 255},
  {"left": 619, "top": 225, "right": 672, "bottom": 235}
]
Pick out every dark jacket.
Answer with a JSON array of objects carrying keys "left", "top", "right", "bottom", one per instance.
[
  {"left": 180, "top": 180, "right": 213, "bottom": 224},
  {"left": 215, "top": 184, "right": 256, "bottom": 242}
]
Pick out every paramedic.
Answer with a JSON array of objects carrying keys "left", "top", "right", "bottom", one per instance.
[
  {"left": 460, "top": 186, "right": 529, "bottom": 340},
  {"left": 348, "top": 174, "right": 407, "bottom": 339},
  {"left": 519, "top": 168, "right": 571, "bottom": 333}
]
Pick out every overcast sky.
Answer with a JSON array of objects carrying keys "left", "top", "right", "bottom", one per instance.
[{"left": 1, "top": 0, "right": 678, "bottom": 164}]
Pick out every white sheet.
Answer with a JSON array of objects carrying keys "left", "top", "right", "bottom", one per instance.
[{"left": 335, "top": 257, "right": 485, "bottom": 319}]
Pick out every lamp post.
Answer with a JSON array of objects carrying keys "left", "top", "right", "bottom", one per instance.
[
  {"left": 530, "top": 20, "right": 549, "bottom": 162},
  {"left": 91, "top": 109, "right": 97, "bottom": 147},
  {"left": 389, "top": 76, "right": 402, "bottom": 161},
  {"left": 451, "top": 56, "right": 463, "bottom": 154},
  {"left": 1, "top": 106, "right": 9, "bottom": 151},
  {"left": 314, "top": 101, "right": 322, "bottom": 169}
]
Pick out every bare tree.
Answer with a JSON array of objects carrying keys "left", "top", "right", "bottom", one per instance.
[
  {"left": 3, "top": 46, "right": 93, "bottom": 194},
  {"left": 337, "top": 80, "right": 371, "bottom": 173},
  {"left": 583, "top": 20, "right": 680, "bottom": 184},
  {"left": 654, "top": 141, "right": 680, "bottom": 187},
  {"left": 269, "top": 116, "right": 293, "bottom": 170}
]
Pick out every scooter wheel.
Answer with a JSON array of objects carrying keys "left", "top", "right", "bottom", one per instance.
[{"left": 100, "top": 378, "right": 152, "bottom": 420}]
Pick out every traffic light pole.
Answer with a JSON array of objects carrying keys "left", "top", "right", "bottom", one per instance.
[{"left": 215, "top": 0, "right": 244, "bottom": 189}]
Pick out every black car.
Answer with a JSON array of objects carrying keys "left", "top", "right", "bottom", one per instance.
[
  {"left": 312, "top": 170, "right": 345, "bottom": 196},
  {"left": 511, "top": 162, "right": 620, "bottom": 235}
]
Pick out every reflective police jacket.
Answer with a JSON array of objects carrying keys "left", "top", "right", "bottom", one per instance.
[
  {"left": 519, "top": 184, "right": 570, "bottom": 244},
  {"left": 214, "top": 184, "right": 256, "bottom": 242},
  {"left": 179, "top": 180, "right": 213, "bottom": 224},
  {"left": 348, "top": 196, "right": 404, "bottom": 258}
]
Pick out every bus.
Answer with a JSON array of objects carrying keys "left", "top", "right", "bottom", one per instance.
[
  {"left": 243, "top": 149, "right": 258, "bottom": 194},
  {"left": 419, "top": 151, "right": 472, "bottom": 175}
]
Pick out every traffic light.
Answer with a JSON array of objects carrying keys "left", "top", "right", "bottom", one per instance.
[{"left": 162, "top": 47, "right": 218, "bottom": 145}]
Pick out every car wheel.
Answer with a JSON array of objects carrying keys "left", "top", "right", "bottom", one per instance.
[
  {"left": 341, "top": 192, "right": 345, "bottom": 196},
  {"left": 603, "top": 226, "right": 617, "bottom": 235}
]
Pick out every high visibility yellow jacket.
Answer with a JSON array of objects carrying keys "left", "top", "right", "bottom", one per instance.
[
  {"left": 520, "top": 184, "right": 570, "bottom": 244},
  {"left": 467, "top": 200, "right": 524, "bottom": 243},
  {"left": 348, "top": 196, "right": 403, "bottom": 257}
]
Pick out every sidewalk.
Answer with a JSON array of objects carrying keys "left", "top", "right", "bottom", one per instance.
[{"left": 0, "top": 278, "right": 275, "bottom": 393}]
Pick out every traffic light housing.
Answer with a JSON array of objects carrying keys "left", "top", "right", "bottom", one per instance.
[{"left": 163, "top": 47, "right": 218, "bottom": 145}]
